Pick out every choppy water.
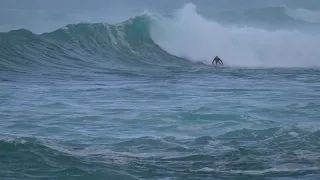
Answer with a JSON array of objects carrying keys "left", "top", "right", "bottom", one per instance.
[{"left": 1, "top": 1, "right": 320, "bottom": 179}]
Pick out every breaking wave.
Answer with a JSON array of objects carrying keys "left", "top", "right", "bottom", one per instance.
[{"left": 1, "top": 3, "right": 320, "bottom": 74}]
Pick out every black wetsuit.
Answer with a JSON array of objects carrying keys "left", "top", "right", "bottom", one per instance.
[{"left": 212, "top": 56, "right": 223, "bottom": 67}]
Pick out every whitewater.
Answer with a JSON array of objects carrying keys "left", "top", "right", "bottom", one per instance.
[
  {"left": 1, "top": 1, "right": 320, "bottom": 180},
  {"left": 150, "top": 3, "right": 320, "bottom": 68}
]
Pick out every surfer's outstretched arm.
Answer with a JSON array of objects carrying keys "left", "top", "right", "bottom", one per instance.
[{"left": 212, "top": 56, "right": 224, "bottom": 67}]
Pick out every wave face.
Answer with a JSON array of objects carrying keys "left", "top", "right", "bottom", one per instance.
[
  {"left": 0, "top": 15, "right": 191, "bottom": 75},
  {"left": 1, "top": 3, "right": 320, "bottom": 73}
]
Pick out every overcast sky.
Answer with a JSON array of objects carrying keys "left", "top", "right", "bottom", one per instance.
[{"left": 0, "top": 0, "right": 319, "bottom": 33}]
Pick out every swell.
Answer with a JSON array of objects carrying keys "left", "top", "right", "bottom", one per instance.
[
  {"left": 1, "top": 126, "right": 320, "bottom": 179},
  {"left": 1, "top": 4, "right": 320, "bottom": 74},
  {"left": 0, "top": 138, "right": 142, "bottom": 179},
  {"left": 0, "top": 14, "right": 191, "bottom": 75}
]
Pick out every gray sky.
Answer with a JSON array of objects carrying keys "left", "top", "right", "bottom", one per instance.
[{"left": 0, "top": 0, "right": 319, "bottom": 33}]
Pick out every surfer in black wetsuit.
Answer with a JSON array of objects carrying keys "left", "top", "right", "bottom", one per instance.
[{"left": 212, "top": 56, "right": 223, "bottom": 67}]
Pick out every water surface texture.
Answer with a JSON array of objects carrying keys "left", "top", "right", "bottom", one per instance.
[{"left": 1, "top": 0, "right": 320, "bottom": 179}]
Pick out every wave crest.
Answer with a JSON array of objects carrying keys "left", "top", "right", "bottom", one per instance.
[{"left": 1, "top": 3, "right": 320, "bottom": 73}]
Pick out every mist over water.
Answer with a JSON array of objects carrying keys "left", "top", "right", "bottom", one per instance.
[{"left": 150, "top": 3, "right": 320, "bottom": 68}]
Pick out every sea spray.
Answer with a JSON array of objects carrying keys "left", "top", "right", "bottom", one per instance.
[
  {"left": 1, "top": 3, "right": 320, "bottom": 72},
  {"left": 150, "top": 3, "right": 320, "bottom": 68}
]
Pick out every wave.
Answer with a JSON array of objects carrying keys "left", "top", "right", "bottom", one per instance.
[
  {"left": 150, "top": 3, "right": 320, "bottom": 68},
  {"left": 1, "top": 3, "right": 320, "bottom": 74},
  {"left": 0, "top": 15, "right": 191, "bottom": 75},
  {"left": 0, "top": 14, "right": 194, "bottom": 75},
  {"left": 1, "top": 125, "right": 320, "bottom": 179}
]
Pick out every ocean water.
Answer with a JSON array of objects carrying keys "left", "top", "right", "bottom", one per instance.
[{"left": 1, "top": 1, "right": 320, "bottom": 179}]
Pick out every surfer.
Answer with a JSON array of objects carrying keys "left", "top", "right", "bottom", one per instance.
[{"left": 212, "top": 56, "right": 223, "bottom": 67}]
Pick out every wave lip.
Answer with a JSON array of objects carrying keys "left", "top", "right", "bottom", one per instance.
[{"left": 1, "top": 3, "right": 320, "bottom": 73}]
